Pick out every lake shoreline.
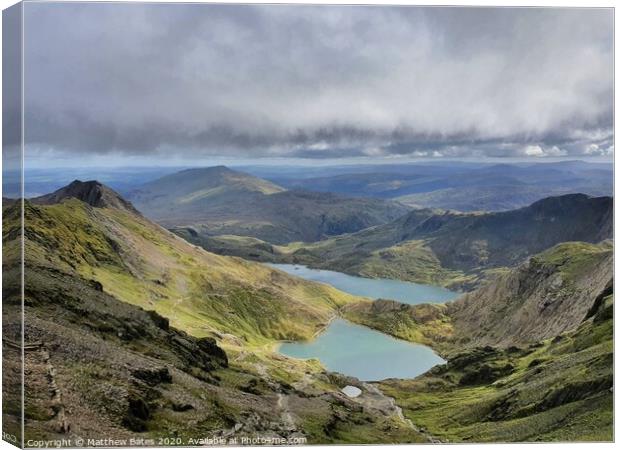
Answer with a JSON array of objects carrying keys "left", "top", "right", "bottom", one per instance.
[
  {"left": 269, "top": 262, "right": 451, "bottom": 380},
  {"left": 267, "top": 263, "right": 458, "bottom": 305},
  {"left": 278, "top": 317, "right": 446, "bottom": 381}
]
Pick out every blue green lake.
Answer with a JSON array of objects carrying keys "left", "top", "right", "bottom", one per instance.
[
  {"left": 279, "top": 318, "right": 445, "bottom": 381},
  {"left": 270, "top": 264, "right": 454, "bottom": 380},
  {"left": 267, "top": 263, "right": 458, "bottom": 304}
]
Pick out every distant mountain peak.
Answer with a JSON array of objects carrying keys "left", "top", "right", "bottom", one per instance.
[
  {"left": 179, "top": 165, "right": 235, "bottom": 175},
  {"left": 132, "top": 165, "right": 286, "bottom": 199},
  {"left": 33, "top": 179, "right": 140, "bottom": 213}
]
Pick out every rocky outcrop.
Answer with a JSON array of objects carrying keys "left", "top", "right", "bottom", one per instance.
[
  {"left": 447, "top": 241, "right": 613, "bottom": 348},
  {"left": 33, "top": 180, "right": 140, "bottom": 213},
  {"left": 22, "top": 267, "right": 229, "bottom": 374}
]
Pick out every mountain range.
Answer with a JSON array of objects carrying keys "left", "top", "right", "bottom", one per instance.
[
  {"left": 4, "top": 176, "right": 614, "bottom": 442},
  {"left": 127, "top": 166, "right": 410, "bottom": 244},
  {"left": 261, "top": 160, "right": 612, "bottom": 212},
  {"left": 187, "top": 193, "right": 612, "bottom": 289}
]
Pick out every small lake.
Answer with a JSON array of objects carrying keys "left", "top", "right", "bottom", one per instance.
[
  {"left": 279, "top": 319, "right": 445, "bottom": 381},
  {"left": 267, "top": 263, "right": 458, "bottom": 305}
]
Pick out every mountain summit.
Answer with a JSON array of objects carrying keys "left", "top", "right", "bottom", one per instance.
[
  {"left": 128, "top": 166, "right": 410, "bottom": 244},
  {"left": 33, "top": 179, "right": 140, "bottom": 213},
  {"left": 137, "top": 165, "right": 286, "bottom": 197}
]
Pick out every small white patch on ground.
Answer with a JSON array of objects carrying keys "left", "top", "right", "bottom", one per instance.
[{"left": 341, "top": 385, "right": 362, "bottom": 398}]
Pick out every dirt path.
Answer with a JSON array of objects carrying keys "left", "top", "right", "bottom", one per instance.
[
  {"left": 361, "top": 383, "right": 443, "bottom": 443},
  {"left": 276, "top": 393, "right": 297, "bottom": 431},
  {"left": 253, "top": 362, "right": 301, "bottom": 434},
  {"left": 19, "top": 341, "right": 70, "bottom": 434},
  {"left": 40, "top": 347, "right": 70, "bottom": 434}
]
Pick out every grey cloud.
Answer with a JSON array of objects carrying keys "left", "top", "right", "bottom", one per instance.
[{"left": 22, "top": 4, "right": 613, "bottom": 160}]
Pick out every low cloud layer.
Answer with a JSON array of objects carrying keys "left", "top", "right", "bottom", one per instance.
[{"left": 22, "top": 4, "right": 613, "bottom": 161}]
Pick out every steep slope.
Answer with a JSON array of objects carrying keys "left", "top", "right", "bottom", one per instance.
[
  {"left": 13, "top": 184, "right": 362, "bottom": 343},
  {"left": 379, "top": 292, "right": 613, "bottom": 442},
  {"left": 345, "top": 241, "right": 613, "bottom": 441},
  {"left": 128, "top": 166, "right": 410, "bottom": 244},
  {"left": 4, "top": 265, "right": 230, "bottom": 438},
  {"left": 3, "top": 184, "right": 425, "bottom": 444},
  {"left": 446, "top": 241, "right": 613, "bottom": 348},
  {"left": 275, "top": 194, "right": 612, "bottom": 288},
  {"left": 343, "top": 241, "right": 613, "bottom": 353}
]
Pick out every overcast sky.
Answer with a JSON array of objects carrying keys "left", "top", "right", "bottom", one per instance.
[{"left": 20, "top": 4, "right": 613, "bottom": 165}]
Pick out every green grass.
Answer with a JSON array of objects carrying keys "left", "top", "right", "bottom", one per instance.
[
  {"left": 532, "top": 241, "right": 613, "bottom": 280},
  {"left": 18, "top": 199, "right": 123, "bottom": 270},
  {"left": 378, "top": 295, "right": 614, "bottom": 442},
  {"left": 355, "top": 240, "right": 475, "bottom": 288},
  {"left": 17, "top": 199, "right": 363, "bottom": 347},
  {"left": 8, "top": 198, "right": 613, "bottom": 444},
  {"left": 342, "top": 300, "right": 455, "bottom": 355}
]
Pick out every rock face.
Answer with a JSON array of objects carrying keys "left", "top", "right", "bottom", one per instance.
[
  {"left": 426, "top": 194, "right": 613, "bottom": 271},
  {"left": 33, "top": 180, "right": 140, "bottom": 213},
  {"left": 447, "top": 241, "right": 613, "bottom": 348}
]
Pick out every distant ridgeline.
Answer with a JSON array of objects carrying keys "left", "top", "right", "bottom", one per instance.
[
  {"left": 264, "top": 160, "right": 613, "bottom": 212},
  {"left": 127, "top": 166, "right": 411, "bottom": 244}
]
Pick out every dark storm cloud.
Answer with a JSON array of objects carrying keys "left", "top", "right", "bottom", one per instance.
[{"left": 23, "top": 4, "right": 613, "bottom": 160}]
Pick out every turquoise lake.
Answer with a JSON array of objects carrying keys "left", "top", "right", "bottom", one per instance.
[
  {"left": 279, "top": 318, "right": 445, "bottom": 381},
  {"left": 270, "top": 264, "right": 455, "bottom": 380},
  {"left": 267, "top": 263, "right": 458, "bottom": 304}
]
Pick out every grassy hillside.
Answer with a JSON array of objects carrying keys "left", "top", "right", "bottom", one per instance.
[
  {"left": 379, "top": 293, "right": 613, "bottom": 442},
  {"left": 127, "top": 166, "right": 410, "bottom": 244},
  {"left": 13, "top": 197, "right": 363, "bottom": 344},
  {"left": 343, "top": 300, "right": 454, "bottom": 353},
  {"left": 5, "top": 185, "right": 428, "bottom": 444}
]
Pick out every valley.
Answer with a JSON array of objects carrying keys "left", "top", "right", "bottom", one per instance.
[
  {"left": 179, "top": 190, "right": 612, "bottom": 291},
  {"left": 4, "top": 164, "right": 614, "bottom": 443}
]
